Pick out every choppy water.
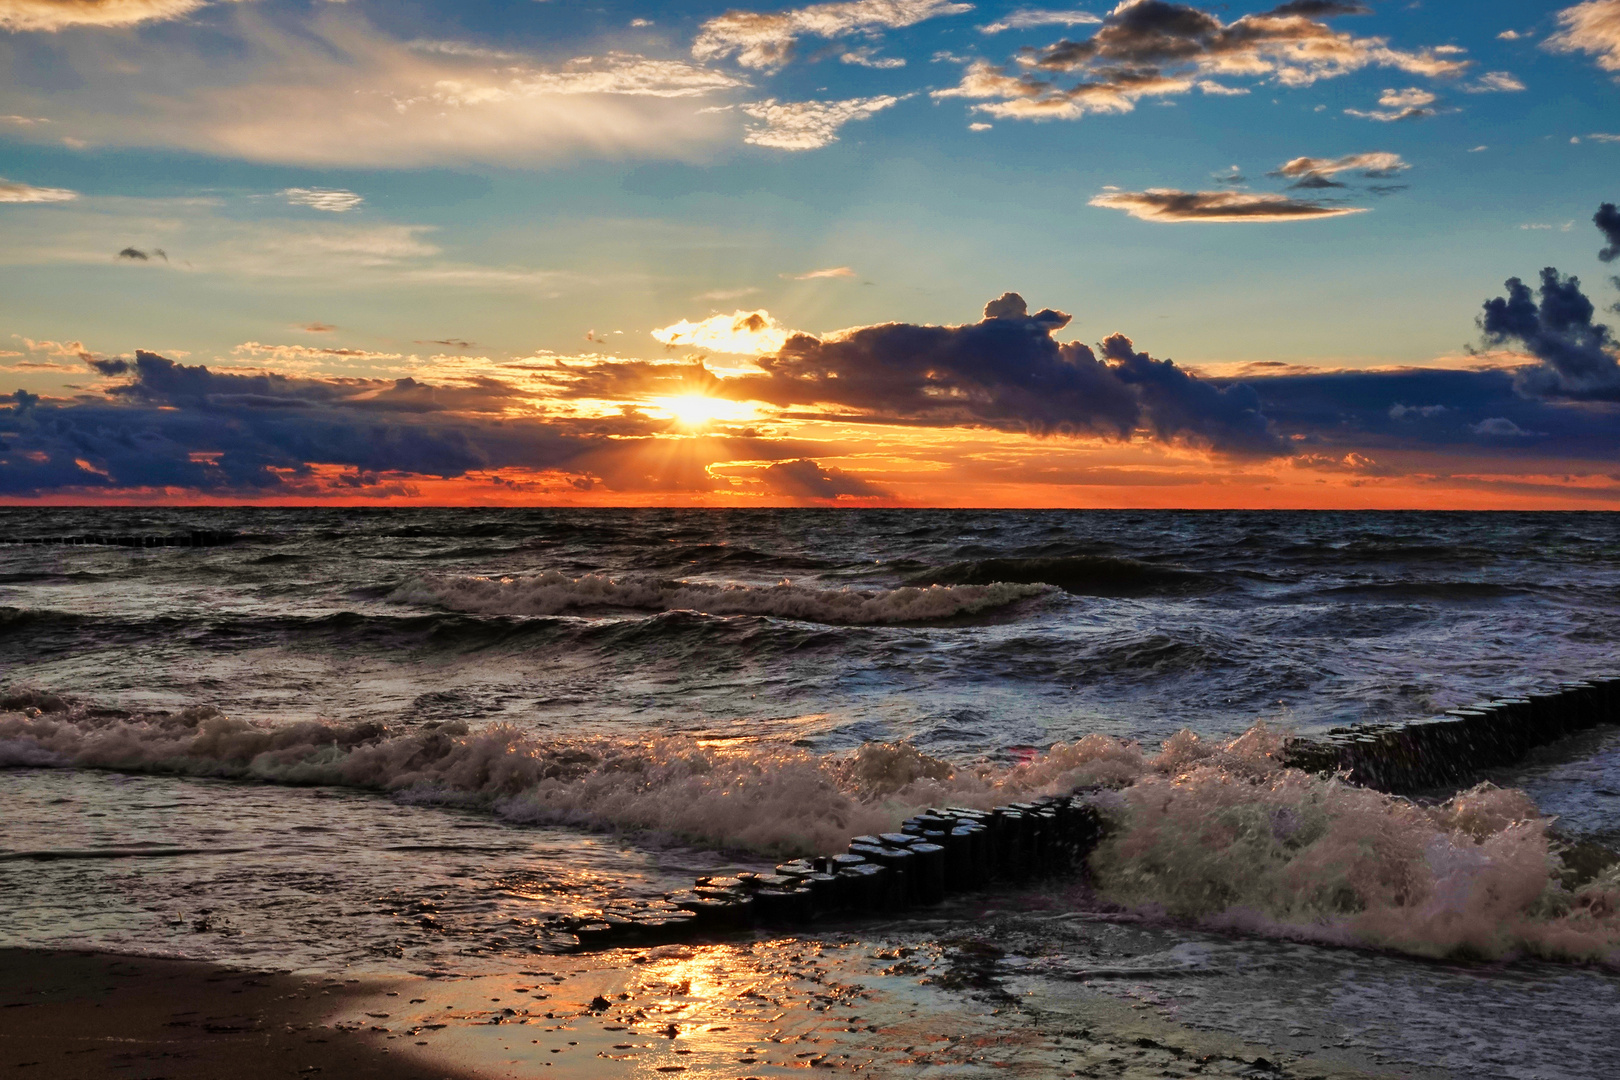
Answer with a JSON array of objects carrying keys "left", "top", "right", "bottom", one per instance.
[{"left": 3, "top": 508, "right": 1619, "bottom": 1077}]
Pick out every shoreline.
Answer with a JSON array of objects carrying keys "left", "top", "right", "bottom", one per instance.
[{"left": 1, "top": 938, "right": 1407, "bottom": 1080}]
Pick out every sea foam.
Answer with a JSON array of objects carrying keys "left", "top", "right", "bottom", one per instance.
[
  {"left": 389, "top": 571, "right": 1052, "bottom": 624},
  {"left": 3, "top": 694, "right": 1617, "bottom": 965}
]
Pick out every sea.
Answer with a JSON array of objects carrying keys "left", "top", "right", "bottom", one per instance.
[{"left": 4, "top": 507, "right": 1620, "bottom": 1078}]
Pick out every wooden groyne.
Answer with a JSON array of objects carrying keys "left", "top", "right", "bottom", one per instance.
[
  {"left": 546, "top": 674, "right": 1620, "bottom": 952},
  {"left": 543, "top": 795, "right": 1104, "bottom": 951},
  {"left": 1283, "top": 675, "right": 1620, "bottom": 793}
]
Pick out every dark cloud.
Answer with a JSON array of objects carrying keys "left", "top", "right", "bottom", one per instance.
[
  {"left": 1031, "top": 1, "right": 1453, "bottom": 83},
  {"left": 116, "top": 247, "right": 167, "bottom": 262},
  {"left": 758, "top": 459, "right": 888, "bottom": 500},
  {"left": 932, "top": 1, "right": 1463, "bottom": 121},
  {"left": 1090, "top": 189, "right": 1366, "bottom": 222},
  {"left": 1228, "top": 365, "right": 1620, "bottom": 461},
  {"left": 421, "top": 338, "right": 476, "bottom": 349},
  {"left": 1597, "top": 202, "right": 1620, "bottom": 263},
  {"left": 0, "top": 351, "right": 823, "bottom": 497},
  {"left": 725, "top": 292, "right": 1286, "bottom": 455},
  {"left": 1479, "top": 269, "right": 1620, "bottom": 401}
]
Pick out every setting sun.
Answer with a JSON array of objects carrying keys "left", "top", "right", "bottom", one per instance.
[{"left": 654, "top": 394, "right": 756, "bottom": 428}]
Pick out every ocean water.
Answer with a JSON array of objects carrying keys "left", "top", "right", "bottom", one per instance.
[{"left": 3, "top": 508, "right": 1619, "bottom": 1077}]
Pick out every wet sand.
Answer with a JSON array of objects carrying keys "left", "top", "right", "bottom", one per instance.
[
  {"left": 0, "top": 948, "right": 464, "bottom": 1080},
  {"left": 2, "top": 936, "right": 1402, "bottom": 1080}
]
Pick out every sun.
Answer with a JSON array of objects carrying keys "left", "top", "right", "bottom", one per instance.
[{"left": 654, "top": 394, "right": 754, "bottom": 428}]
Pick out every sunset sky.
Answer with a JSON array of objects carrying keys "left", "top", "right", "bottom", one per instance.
[{"left": 2, "top": 0, "right": 1619, "bottom": 507}]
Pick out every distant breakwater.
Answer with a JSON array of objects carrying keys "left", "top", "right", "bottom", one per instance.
[{"left": 1283, "top": 675, "right": 1620, "bottom": 794}]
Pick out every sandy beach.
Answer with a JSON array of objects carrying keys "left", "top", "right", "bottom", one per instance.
[{"left": 3, "top": 930, "right": 1412, "bottom": 1080}]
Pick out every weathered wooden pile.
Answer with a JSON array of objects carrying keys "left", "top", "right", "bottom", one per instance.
[
  {"left": 1282, "top": 675, "right": 1620, "bottom": 793},
  {"left": 544, "top": 795, "right": 1104, "bottom": 950}
]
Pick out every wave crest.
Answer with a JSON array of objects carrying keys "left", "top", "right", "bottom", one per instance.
[{"left": 389, "top": 571, "right": 1052, "bottom": 624}]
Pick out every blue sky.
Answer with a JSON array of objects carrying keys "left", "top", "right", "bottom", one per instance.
[{"left": 2, "top": 1, "right": 1618, "bottom": 506}]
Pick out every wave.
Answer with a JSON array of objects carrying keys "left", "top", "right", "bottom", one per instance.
[
  {"left": 390, "top": 571, "right": 1052, "bottom": 625},
  {"left": 1311, "top": 581, "right": 1531, "bottom": 602},
  {"left": 4, "top": 693, "right": 1618, "bottom": 966},
  {"left": 908, "top": 555, "right": 1221, "bottom": 597}
]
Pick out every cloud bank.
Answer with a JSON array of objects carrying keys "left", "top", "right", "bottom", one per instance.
[{"left": 935, "top": 0, "right": 1468, "bottom": 120}]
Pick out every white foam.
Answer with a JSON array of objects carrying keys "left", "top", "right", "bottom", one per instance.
[
  {"left": 5, "top": 702, "right": 1618, "bottom": 964},
  {"left": 389, "top": 571, "right": 1053, "bottom": 624}
]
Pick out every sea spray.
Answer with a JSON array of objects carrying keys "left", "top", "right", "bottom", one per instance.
[{"left": 1082, "top": 728, "right": 1620, "bottom": 965}]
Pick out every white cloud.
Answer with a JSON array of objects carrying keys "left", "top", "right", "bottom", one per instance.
[
  {"left": 1544, "top": 0, "right": 1620, "bottom": 72},
  {"left": 791, "top": 266, "right": 857, "bottom": 279},
  {"left": 0, "top": 178, "right": 78, "bottom": 203},
  {"left": 0, "top": 10, "right": 746, "bottom": 167},
  {"left": 1272, "top": 151, "right": 1408, "bottom": 179},
  {"left": 1466, "top": 71, "right": 1526, "bottom": 92},
  {"left": 1590, "top": 132, "right": 1620, "bottom": 141},
  {"left": 840, "top": 46, "right": 905, "bottom": 67},
  {"left": 0, "top": 0, "right": 215, "bottom": 32},
  {"left": 652, "top": 310, "right": 796, "bottom": 354},
  {"left": 1498, "top": 29, "right": 1523, "bottom": 40},
  {"left": 1345, "top": 86, "right": 1437, "bottom": 121},
  {"left": 693, "top": 0, "right": 972, "bottom": 70},
  {"left": 968, "top": 120, "right": 992, "bottom": 130},
  {"left": 741, "top": 94, "right": 905, "bottom": 150},
  {"left": 281, "top": 187, "right": 363, "bottom": 213},
  {"left": 979, "top": 8, "right": 1101, "bottom": 34}
]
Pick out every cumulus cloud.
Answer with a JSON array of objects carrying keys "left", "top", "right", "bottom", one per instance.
[
  {"left": 1270, "top": 150, "right": 1407, "bottom": 187},
  {"left": 0, "top": 178, "right": 78, "bottom": 203},
  {"left": 935, "top": 0, "right": 1467, "bottom": 120},
  {"left": 758, "top": 458, "right": 888, "bottom": 499},
  {"left": 1596, "top": 202, "right": 1620, "bottom": 262},
  {"left": 282, "top": 187, "right": 363, "bottom": 213},
  {"left": 724, "top": 291, "right": 1286, "bottom": 454},
  {"left": 0, "top": 0, "right": 214, "bottom": 32},
  {"left": 1480, "top": 267, "right": 1620, "bottom": 401},
  {"left": 1344, "top": 86, "right": 1437, "bottom": 121},
  {"left": 692, "top": 0, "right": 972, "bottom": 70},
  {"left": 0, "top": 12, "right": 745, "bottom": 166},
  {"left": 980, "top": 8, "right": 1104, "bottom": 34},
  {"left": 1089, "top": 188, "right": 1368, "bottom": 222},
  {"left": 652, "top": 310, "right": 797, "bottom": 354},
  {"left": 740, "top": 94, "right": 905, "bottom": 149},
  {"left": 1545, "top": 0, "right": 1620, "bottom": 73}
]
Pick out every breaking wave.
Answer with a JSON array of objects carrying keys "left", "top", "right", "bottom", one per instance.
[
  {"left": 908, "top": 555, "right": 1221, "bottom": 597},
  {"left": 390, "top": 571, "right": 1053, "bottom": 625},
  {"left": 3, "top": 691, "right": 1617, "bottom": 966}
]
